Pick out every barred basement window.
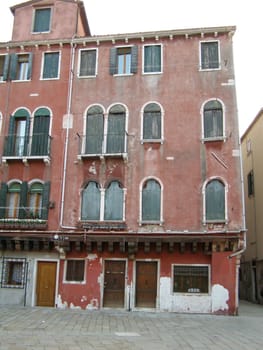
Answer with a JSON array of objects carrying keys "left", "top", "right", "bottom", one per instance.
[
  {"left": 173, "top": 265, "right": 209, "bottom": 294},
  {"left": 65, "top": 260, "right": 85, "bottom": 282},
  {"left": 1, "top": 258, "right": 27, "bottom": 289}
]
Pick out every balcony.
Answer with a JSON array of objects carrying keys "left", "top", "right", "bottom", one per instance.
[
  {"left": 77, "top": 134, "right": 128, "bottom": 161},
  {"left": 2, "top": 134, "right": 51, "bottom": 164}
]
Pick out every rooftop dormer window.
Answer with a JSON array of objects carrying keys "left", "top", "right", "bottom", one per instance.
[{"left": 33, "top": 8, "right": 51, "bottom": 33}]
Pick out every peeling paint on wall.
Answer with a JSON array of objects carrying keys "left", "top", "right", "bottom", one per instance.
[
  {"left": 88, "top": 162, "right": 97, "bottom": 175},
  {"left": 87, "top": 254, "right": 98, "bottom": 260},
  {"left": 56, "top": 294, "right": 68, "bottom": 309},
  {"left": 212, "top": 284, "right": 229, "bottom": 312},
  {"left": 160, "top": 277, "right": 211, "bottom": 313},
  {"left": 70, "top": 302, "right": 81, "bottom": 309},
  {"left": 86, "top": 298, "right": 99, "bottom": 310}
]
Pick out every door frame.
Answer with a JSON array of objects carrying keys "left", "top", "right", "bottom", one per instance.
[
  {"left": 32, "top": 258, "right": 60, "bottom": 307},
  {"left": 133, "top": 259, "right": 160, "bottom": 310},
  {"left": 102, "top": 258, "right": 128, "bottom": 309}
]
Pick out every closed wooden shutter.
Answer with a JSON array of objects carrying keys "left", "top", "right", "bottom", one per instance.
[
  {"left": 41, "top": 182, "right": 50, "bottom": 220},
  {"left": 86, "top": 106, "right": 104, "bottom": 154},
  {"left": 109, "top": 48, "right": 117, "bottom": 75},
  {"left": 104, "top": 181, "right": 123, "bottom": 221},
  {"left": 81, "top": 182, "right": 100, "bottom": 220},
  {"left": 206, "top": 180, "right": 225, "bottom": 221},
  {"left": 142, "top": 180, "right": 161, "bottom": 221},
  {"left": 31, "top": 109, "right": 50, "bottom": 156},
  {"left": 0, "top": 182, "right": 8, "bottom": 219},
  {"left": 130, "top": 46, "right": 138, "bottom": 74},
  {"left": 18, "top": 182, "right": 28, "bottom": 219}
]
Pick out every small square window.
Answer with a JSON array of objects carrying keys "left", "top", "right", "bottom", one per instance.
[
  {"left": 1, "top": 258, "right": 26, "bottom": 289},
  {"left": 42, "top": 52, "right": 60, "bottom": 79},
  {"left": 173, "top": 265, "right": 209, "bottom": 294},
  {"left": 200, "top": 41, "right": 220, "bottom": 70},
  {"left": 65, "top": 260, "right": 85, "bottom": 282},
  {"left": 33, "top": 8, "right": 51, "bottom": 33},
  {"left": 79, "top": 49, "right": 97, "bottom": 77}
]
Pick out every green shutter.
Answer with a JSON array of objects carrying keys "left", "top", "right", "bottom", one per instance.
[
  {"left": 142, "top": 180, "right": 161, "bottom": 221},
  {"left": 107, "top": 106, "right": 125, "bottom": 153},
  {"left": 206, "top": 180, "right": 225, "bottom": 221},
  {"left": 31, "top": 110, "right": 50, "bottom": 156},
  {"left": 27, "top": 53, "right": 33, "bottom": 80},
  {"left": 81, "top": 182, "right": 100, "bottom": 220},
  {"left": 4, "top": 115, "right": 15, "bottom": 156},
  {"left": 85, "top": 107, "right": 104, "bottom": 154},
  {"left": 3, "top": 55, "right": 10, "bottom": 81},
  {"left": 18, "top": 182, "right": 28, "bottom": 219},
  {"left": 43, "top": 52, "right": 59, "bottom": 79},
  {"left": 34, "top": 8, "right": 51, "bottom": 32},
  {"left": 9, "top": 53, "right": 17, "bottom": 80},
  {"left": 131, "top": 46, "right": 138, "bottom": 74},
  {"left": 109, "top": 48, "right": 117, "bottom": 75},
  {"left": 0, "top": 182, "right": 8, "bottom": 218},
  {"left": 41, "top": 182, "right": 50, "bottom": 220},
  {"left": 104, "top": 181, "right": 123, "bottom": 220}
]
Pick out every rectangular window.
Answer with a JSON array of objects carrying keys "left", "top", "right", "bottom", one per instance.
[
  {"left": 0, "top": 55, "right": 7, "bottom": 81},
  {"left": 173, "top": 265, "right": 209, "bottom": 294},
  {"left": 42, "top": 52, "right": 60, "bottom": 79},
  {"left": 200, "top": 41, "right": 220, "bottom": 70},
  {"left": 79, "top": 49, "right": 97, "bottom": 77},
  {"left": 1, "top": 258, "right": 26, "bottom": 289},
  {"left": 247, "top": 170, "right": 254, "bottom": 196},
  {"left": 65, "top": 260, "right": 85, "bottom": 282},
  {"left": 33, "top": 8, "right": 51, "bottom": 33},
  {"left": 117, "top": 47, "right": 131, "bottom": 74},
  {"left": 143, "top": 44, "right": 162, "bottom": 73},
  {"left": 109, "top": 46, "right": 138, "bottom": 75}
]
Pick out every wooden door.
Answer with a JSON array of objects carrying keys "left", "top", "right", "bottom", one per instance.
[
  {"left": 36, "top": 261, "right": 57, "bottom": 307},
  {"left": 135, "top": 261, "right": 157, "bottom": 308},
  {"left": 103, "top": 260, "right": 126, "bottom": 307}
]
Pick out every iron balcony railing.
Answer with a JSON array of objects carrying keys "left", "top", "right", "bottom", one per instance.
[{"left": 2, "top": 134, "right": 52, "bottom": 158}]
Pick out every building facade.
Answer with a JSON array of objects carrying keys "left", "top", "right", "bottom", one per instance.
[
  {"left": 0, "top": 0, "right": 245, "bottom": 314},
  {"left": 240, "top": 108, "right": 263, "bottom": 304}
]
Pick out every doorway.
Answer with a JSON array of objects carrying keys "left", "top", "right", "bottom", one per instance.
[
  {"left": 36, "top": 261, "right": 57, "bottom": 307},
  {"left": 103, "top": 260, "right": 126, "bottom": 307},
  {"left": 135, "top": 261, "right": 158, "bottom": 308}
]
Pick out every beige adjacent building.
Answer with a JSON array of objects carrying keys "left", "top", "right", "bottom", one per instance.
[{"left": 240, "top": 108, "right": 263, "bottom": 304}]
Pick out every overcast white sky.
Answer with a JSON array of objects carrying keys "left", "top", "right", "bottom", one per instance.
[{"left": 0, "top": 0, "right": 262, "bottom": 136}]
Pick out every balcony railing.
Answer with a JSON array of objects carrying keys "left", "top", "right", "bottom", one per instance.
[
  {"left": 77, "top": 133, "right": 127, "bottom": 160},
  {"left": 2, "top": 134, "right": 51, "bottom": 159}
]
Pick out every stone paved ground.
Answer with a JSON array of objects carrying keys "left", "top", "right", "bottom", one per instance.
[{"left": 0, "top": 301, "right": 263, "bottom": 349}]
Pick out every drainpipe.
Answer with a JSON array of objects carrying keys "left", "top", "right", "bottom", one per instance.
[{"left": 59, "top": 37, "right": 77, "bottom": 230}]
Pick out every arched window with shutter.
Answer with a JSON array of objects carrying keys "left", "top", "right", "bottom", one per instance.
[
  {"left": 104, "top": 181, "right": 124, "bottom": 221},
  {"left": 205, "top": 179, "right": 226, "bottom": 222},
  {"left": 31, "top": 108, "right": 51, "bottom": 156},
  {"left": 141, "top": 179, "right": 161, "bottom": 222},
  {"left": 81, "top": 181, "right": 101, "bottom": 220},
  {"left": 203, "top": 100, "right": 224, "bottom": 140}
]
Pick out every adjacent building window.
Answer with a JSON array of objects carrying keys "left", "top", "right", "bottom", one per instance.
[
  {"left": 247, "top": 170, "right": 254, "bottom": 197},
  {"left": 110, "top": 46, "right": 138, "bottom": 75},
  {"left": 205, "top": 179, "right": 226, "bottom": 222},
  {"left": 141, "top": 179, "right": 161, "bottom": 222},
  {"left": 33, "top": 8, "right": 51, "bottom": 33},
  {"left": 1, "top": 258, "right": 27, "bottom": 289},
  {"left": 203, "top": 100, "right": 223, "bottom": 139},
  {"left": 143, "top": 44, "right": 162, "bottom": 73},
  {"left": 0, "top": 181, "right": 50, "bottom": 220},
  {"left": 0, "top": 54, "right": 32, "bottom": 81},
  {"left": 79, "top": 49, "right": 97, "bottom": 77},
  {"left": 81, "top": 180, "right": 125, "bottom": 221},
  {"left": 42, "top": 52, "right": 60, "bottom": 79},
  {"left": 65, "top": 260, "right": 85, "bottom": 283},
  {"left": 142, "top": 103, "right": 162, "bottom": 141},
  {"left": 173, "top": 265, "right": 209, "bottom": 294},
  {"left": 200, "top": 41, "right": 220, "bottom": 70}
]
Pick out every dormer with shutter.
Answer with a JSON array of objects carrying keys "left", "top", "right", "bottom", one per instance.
[{"left": 10, "top": 0, "right": 90, "bottom": 42}]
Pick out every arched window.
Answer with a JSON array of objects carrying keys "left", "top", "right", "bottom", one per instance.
[
  {"left": 6, "top": 182, "right": 21, "bottom": 218},
  {"left": 28, "top": 182, "right": 43, "bottom": 219},
  {"left": 4, "top": 109, "right": 30, "bottom": 157},
  {"left": 85, "top": 105, "right": 104, "bottom": 154},
  {"left": 203, "top": 100, "right": 223, "bottom": 139},
  {"left": 107, "top": 104, "right": 126, "bottom": 153},
  {"left": 205, "top": 179, "right": 225, "bottom": 221},
  {"left": 142, "top": 179, "right": 161, "bottom": 221},
  {"left": 31, "top": 108, "right": 51, "bottom": 156},
  {"left": 143, "top": 103, "right": 162, "bottom": 141},
  {"left": 81, "top": 181, "right": 101, "bottom": 220},
  {"left": 104, "top": 181, "right": 124, "bottom": 221}
]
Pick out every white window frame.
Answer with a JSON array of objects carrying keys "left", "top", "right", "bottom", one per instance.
[
  {"left": 202, "top": 177, "right": 228, "bottom": 224},
  {"left": 78, "top": 48, "right": 98, "bottom": 78},
  {"left": 63, "top": 259, "right": 86, "bottom": 284},
  {"left": 139, "top": 176, "right": 164, "bottom": 225},
  {"left": 172, "top": 264, "right": 211, "bottom": 295},
  {"left": 201, "top": 98, "right": 226, "bottom": 142},
  {"left": 142, "top": 43, "right": 163, "bottom": 75},
  {"left": 40, "top": 51, "right": 61, "bottom": 80},
  {"left": 140, "top": 101, "right": 164, "bottom": 143},
  {"left": 32, "top": 7, "right": 52, "bottom": 34},
  {"left": 199, "top": 40, "right": 221, "bottom": 71}
]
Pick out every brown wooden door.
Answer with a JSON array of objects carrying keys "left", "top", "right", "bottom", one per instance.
[
  {"left": 36, "top": 261, "right": 57, "bottom": 307},
  {"left": 103, "top": 260, "right": 126, "bottom": 307},
  {"left": 135, "top": 261, "right": 157, "bottom": 308}
]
